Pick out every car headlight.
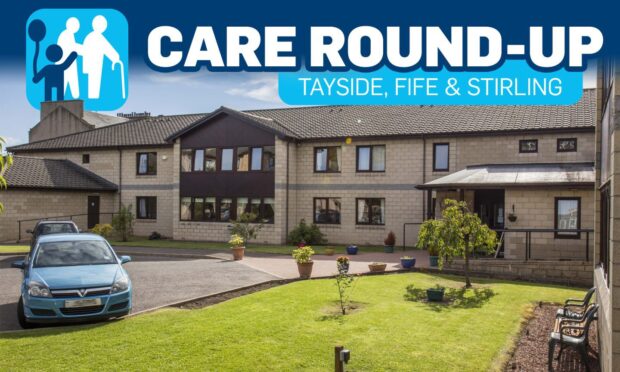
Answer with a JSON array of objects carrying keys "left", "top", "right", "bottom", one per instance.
[
  {"left": 111, "top": 275, "right": 129, "bottom": 294},
  {"left": 28, "top": 281, "right": 51, "bottom": 298}
]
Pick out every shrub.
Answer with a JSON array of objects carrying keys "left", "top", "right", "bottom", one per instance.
[
  {"left": 229, "top": 212, "right": 263, "bottom": 246},
  {"left": 91, "top": 223, "right": 112, "bottom": 238},
  {"left": 288, "top": 219, "right": 326, "bottom": 245},
  {"left": 292, "top": 246, "right": 315, "bottom": 263},
  {"left": 112, "top": 204, "right": 134, "bottom": 242},
  {"left": 229, "top": 234, "right": 245, "bottom": 248},
  {"left": 384, "top": 231, "right": 396, "bottom": 246},
  {"left": 148, "top": 231, "right": 162, "bottom": 240}
]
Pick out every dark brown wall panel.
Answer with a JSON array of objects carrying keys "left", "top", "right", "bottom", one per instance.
[{"left": 180, "top": 114, "right": 275, "bottom": 148}]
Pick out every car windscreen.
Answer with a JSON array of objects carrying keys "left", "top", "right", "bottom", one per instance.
[
  {"left": 33, "top": 240, "right": 116, "bottom": 268},
  {"left": 37, "top": 223, "right": 78, "bottom": 235}
]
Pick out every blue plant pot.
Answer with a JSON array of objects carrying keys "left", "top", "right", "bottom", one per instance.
[
  {"left": 346, "top": 245, "right": 358, "bottom": 255},
  {"left": 427, "top": 288, "right": 445, "bottom": 302},
  {"left": 401, "top": 258, "right": 416, "bottom": 269},
  {"left": 429, "top": 256, "right": 439, "bottom": 267}
]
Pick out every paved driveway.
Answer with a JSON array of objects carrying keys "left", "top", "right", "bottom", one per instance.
[{"left": 0, "top": 254, "right": 276, "bottom": 332}]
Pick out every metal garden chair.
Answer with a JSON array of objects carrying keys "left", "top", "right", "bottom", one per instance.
[
  {"left": 548, "top": 304, "right": 598, "bottom": 372},
  {"left": 556, "top": 287, "right": 595, "bottom": 320}
]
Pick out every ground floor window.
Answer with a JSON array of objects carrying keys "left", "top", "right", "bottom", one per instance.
[
  {"left": 356, "top": 198, "right": 385, "bottom": 225},
  {"left": 136, "top": 197, "right": 157, "bottom": 219},
  {"left": 180, "top": 196, "right": 274, "bottom": 223},
  {"left": 314, "top": 198, "right": 341, "bottom": 224},
  {"left": 554, "top": 197, "right": 580, "bottom": 239}
]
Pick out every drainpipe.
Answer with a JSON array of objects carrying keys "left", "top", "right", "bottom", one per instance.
[
  {"left": 285, "top": 141, "right": 290, "bottom": 242},
  {"left": 422, "top": 136, "right": 426, "bottom": 221},
  {"left": 118, "top": 148, "right": 123, "bottom": 211}
]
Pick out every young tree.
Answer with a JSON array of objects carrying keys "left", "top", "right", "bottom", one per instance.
[
  {"left": 0, "top": 137, "right": 13, "bottom": 213},
  {"left": 112, "top": 204, "right": 134, "bottom": 242},
  {"left": 229, "top": 212, "right": 263, "bottom": 245},
  {"left": 417, "top": 199, "right": 497, "bottom": 288}
]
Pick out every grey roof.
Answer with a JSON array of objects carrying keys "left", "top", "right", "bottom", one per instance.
[
  {"left": 416, "top": 163, "right": 595, "bottom": 189},
  {"left": 10, "top": 89, "right": 595, "bottom": 152},
  {"left": 3, "top": 156, "right": 118, "bottom": 191},
  {"left": 9, "top": 114, "right": 207, "bottom": 152},
  {"left": 83, "top": 111, "right": 129, "bottom": 127}
]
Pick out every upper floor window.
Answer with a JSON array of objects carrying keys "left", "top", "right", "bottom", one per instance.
[
  {"left": 555, "top": 197, "right": 580, "bottom": 239},
  {"left": 356, "top": 198, "right": 385, "bottom": 225},
  {"left": 315, "top": 146, "right": 341, "bottom": 173},
  {"left": 519, "top": 139, "right": 538, "bottom": 153},
  {"left": 314, "top": 197, "right": 341, "bottom": 224},
  {"left": 205, "top": 148, "right": 217, "bottom": 171},
  {"left": 262, "top": 146, "right": 275, "bottom": 171},
  {"left": 181, "top": 149, "right": 193, "bottom": 172},
  {"left": 433, "top": 143, "right": 449, "bottom": 171},
  {"left": 557, "top": 138, "right": 577, "bottom": 152},
  {"left": 251, "top": 148, "right": 263, "bottom": 170},
  {"left": 82, "top": 154, "right": 90, "bottom": 164},
  {"left": 357, "top": 145, "right": 386, "bottom": 172},
  {"left": 221, "top": 148, "right": 234, "bottom": 171},
  {"left": 136, "top": 197, "right": 157, "bottom": 219},
  {"left": 137, "top": 152, "right": 157, "bottom": 175},
  {"left": 237, "top": 147, "right": 250, "bottom": 171},
  {"left": 193, "top": 149, "right": 205, "bottom": 171}
]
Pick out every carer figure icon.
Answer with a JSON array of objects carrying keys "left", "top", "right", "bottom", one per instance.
[{"left": 82, "top": 15, "right": 122, "bottom": 99}]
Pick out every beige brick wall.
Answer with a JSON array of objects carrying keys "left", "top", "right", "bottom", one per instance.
[{"left": 0, "top": 189, "right": 115, "bottom": 243}]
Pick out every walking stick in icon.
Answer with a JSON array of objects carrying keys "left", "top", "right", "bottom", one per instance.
[
  {"left": 28, "top": 19, "right": 47, "bottom": 76},
  {"left": 112, "top": 61, "right": 126, "bottom": 99}
]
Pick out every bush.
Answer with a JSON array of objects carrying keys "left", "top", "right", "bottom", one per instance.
[
  {"left": 384, "top": 231, "right": 396, "bottom": 246},
  {"left": 292, "top": 246, "right": 315, "bottom": 263},
  {"left": 229, "top": 212, "right": 263, "bottom": 245},
  {"left": 288, "top": 219, "right": 326, "bottom": 245},
  {"left": 91, "top": 223, "right": 112, "bottom": 238},
  {"left": 148, "top": 231, "right": 162, "bottom": 240},
  {"left": 112, "top": 204, "right": 134, "bottom": 242}
]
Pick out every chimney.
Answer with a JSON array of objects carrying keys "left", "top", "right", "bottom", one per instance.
[{"left": 40, "top": 100, "right": 84, "bottom": 120}]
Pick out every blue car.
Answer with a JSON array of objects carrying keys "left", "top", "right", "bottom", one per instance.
[{"left": 12, "top": 233, "right": 132, "bottom": 329}]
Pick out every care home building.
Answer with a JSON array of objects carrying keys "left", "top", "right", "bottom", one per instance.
[{"left": 2, "top": 93, "right": 596, "bottom": 262}]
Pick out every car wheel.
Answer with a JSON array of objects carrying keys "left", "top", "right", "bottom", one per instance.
[{"left": 17, "top": 297, "right": 35, "bottom": 329}]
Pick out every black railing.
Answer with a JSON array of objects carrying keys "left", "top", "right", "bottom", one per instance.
[
  {"left": 16, "top": 212, "right": 118, "bottom": 242},
  {"left": 494, "top": 228, "right": 594, "bottom": 261}
]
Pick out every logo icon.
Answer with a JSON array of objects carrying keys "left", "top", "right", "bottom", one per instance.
[
  {"left": 78, "top": 289, "right": 87, "bottom": 297},
  {"left": 26, "top": 9, "right": 128, "bottom": 110}
]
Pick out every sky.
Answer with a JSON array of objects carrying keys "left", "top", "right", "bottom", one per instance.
[{"left": 0, "top": 62, "right": 598, "bottom": 148}]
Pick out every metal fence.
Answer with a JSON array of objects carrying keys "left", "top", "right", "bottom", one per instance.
[{"left": 16, "top": 212, "right": 118, "bottom": 242}]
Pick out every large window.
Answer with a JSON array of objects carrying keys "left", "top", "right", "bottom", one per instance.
[
  {"left": 237, "top": 147, "right": 250, "bottom": 171},
  {"left": 220, "top": 198, "right": 232, "bottom": 221},
  {"left": 519, "top": 139, "right": 538, "bottom": 153},
  {"left": 181, "top": 150, "right": 193, "bottom": 172},
  {"left": 193, "top": 149, "right": 205, "bottom": 171},
  {"left": 262, "top": 146, "right": 275, "bottom": 171},
  {"left": 221, "top": 149, "right": 234, "bottom": 171},
  {"left": 557, "top": 138, "right": 577, "bottom": 152},
  {"left": 356, "top": 198, "right": 385, "bottom": 225},
  {"left": 433, "top": 143, "right": 449, "bottom": 171},
  {"left": 357, "top": 145, "right": 386, "bottom": 172},
  {"left": 251, "top": 148, "right": 263, "bottom": 171},
  {"left": 314, "top": 198, "right": 341, "bottom": 224},
  {"left": 555, "top": 197, "right": 580, "bottom": 239},
  {"left": 136, "top": 197, "right": 157, "bottom": 219},
  {"left": 205, "top": 148, "right": 217, "bottom": 171},
  {"left": 180, "top": 197, "right": 192, "bottom": 220},
  {"left": 137, "top": 152, "right": 157, "bottom": 175},
  {"left": 180, "top": 197, "right": 274, "bottom": 223},
  {"left": 315, "top": 146, "right": 341, "bottom": 172}
]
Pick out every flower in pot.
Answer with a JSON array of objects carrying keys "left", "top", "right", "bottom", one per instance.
[
  {"left": 229, "top": 234, "right": 245, "bottom": 260},
  {"left": 346, "top": 245, "right": 358, "bottom": 255},
  {"left": 292, "top": 245, "right": 315, "bottom": 279},
  {"left": 400, "top": 256, "right": 416, "bottom": 269},
  {"left": 324, "top": 247, "right": 335, "bottom": 256},
  {"left": 384, "top": 231, "right": 396, "bottom": 253},
  {"left": 368, "top": 262, "right": 387, "bottom": 273},
  {"left": 336, "top": 256, "right": 350, "bottom": 274},
  {"left": 426, "top": 285, "right": 445, "bottom": 302}
]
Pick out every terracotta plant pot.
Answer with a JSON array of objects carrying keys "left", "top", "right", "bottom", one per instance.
[
  {"left": 368, "top": 263, "right": 387, "bottom": 273},
  {"left": 231, "top": 246, "right": 245, "bottom": 260},
  {"left": 297, "top": 261, "right": 314, "bottom": 279}
]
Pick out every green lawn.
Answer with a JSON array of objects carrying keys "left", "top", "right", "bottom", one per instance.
[
  {"left": 0, "top": 273, "right": 583, "bottom": 371},
  {"left": 110, "top": 237, "right": 389, "bottom": 255},
  {"left": 0, "top": 245, "right": 28, "bottom": 253}
]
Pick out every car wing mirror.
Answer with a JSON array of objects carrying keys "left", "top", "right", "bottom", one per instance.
[
  {"left": 120, "top": 256, "right": 132, "bottom": 264},
  {"left": 11, "top": 260, "right": 25, "bottom": 269}
]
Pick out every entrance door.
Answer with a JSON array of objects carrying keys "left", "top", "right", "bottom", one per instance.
[
  {"left": 87, "top": 196, "right": 100, "bottom": 229},
  {"left": 474, "top": 189, "right": 505, "bottom": 229}
]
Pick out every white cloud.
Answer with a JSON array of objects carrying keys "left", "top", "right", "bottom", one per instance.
[{"left": 225, "top": 76, "right": 281, "bottom": 103}]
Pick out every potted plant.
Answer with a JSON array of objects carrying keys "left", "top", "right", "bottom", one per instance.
[
  {"left": 428, "top": 245, "right": 439, "bottom": 267},
  {"left": 324, "top": 247, "right": 335, "bottom": 256},
  {"left": 229, "top": 234, "right": 245, "bottom": 260},
  {"left": 508, "top": 205, "right": 517, "bottom": 222},
  {"left": 368, "top": 262, "right": 387, "bottom": 273},
  {"left": 400, "top": 256, "right": 416, "bottom": 269},
  {"left": 384, "top": 231, "right": 396, "bottom": 253},
  {"left": 292, "top": 245, "right": 315, "bottom": 279},
  {"left": 336, "top": 256, "right": 350, "bottom": 273},
  {"left": 346, "top": 245, "right": 358, "bottom": 255},
  {"left": 426, "top": 285, "right": 445, "bottom": 302}
]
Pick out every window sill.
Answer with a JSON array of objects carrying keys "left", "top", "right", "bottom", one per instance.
[
  {"left": 355, "top": 225, "right": 385, "bottom": 230},
  {"left": 314, "top": 223, "right": 341, "bottom": 228},
  {"left": 136, "top": 219, "right": 157, "bottom": 223}
]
